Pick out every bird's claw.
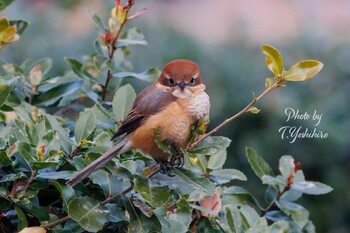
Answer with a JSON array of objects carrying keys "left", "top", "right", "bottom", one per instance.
[{"left": 157, "top": 153, "right": 184, "bottom": 177}]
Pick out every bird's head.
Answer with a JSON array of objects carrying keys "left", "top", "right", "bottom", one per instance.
[{"left": 156, "top": 59, "right": 205, "bottom": 98}]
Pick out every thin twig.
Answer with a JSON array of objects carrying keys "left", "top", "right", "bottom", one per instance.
[
  {"left": 102, "top": 7, "right": 131, "bottom": 101},
  {"left": 261, "top": 186, "right": 289, "bottom": 215},
  {"left": 188, "top": 83, "right": 279, "bottom": 149},
  {"left": 43, "top": 215, "right": 71, "bottom": 229},
  {"left": 43, "top": 167, "right": 160, "bottom": 229},
  {"left": 23, "top": 170, "right": 37, "bottom": 192}
]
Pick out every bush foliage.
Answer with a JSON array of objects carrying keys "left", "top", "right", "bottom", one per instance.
[{"left": 0, "top": 1, "right": 331, "bottom": 232}]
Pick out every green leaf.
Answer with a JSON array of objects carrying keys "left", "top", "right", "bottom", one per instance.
[
  {"left": 279, "top": 155, "right": 295, "bottom": 178},
  {"left": 210, "top": 169, "right": 247, "bottom": 184},
  {"left": 90, "top": 170, "right": 127, "bottom": 196},
  {"left": 284, "top": 60, "right": 323, "bottom": 81},
  {"left": 74, "top": 109, "right": 96, "bottom": 144},
  {"left": 112, "top": 84, "right": 136, "bottom": 122},
  {"left": 23, "top": 205, "right": 50, "bottom": 221},
  {"left": 207, "top": 149, "right": 226, "bottom": 170},
  {"left": 154, "top": 199, "right": 191, "bottom": 233},
  {"left": 153, "top": 127, "right": 176, "bottom": 155},
  {"left": 114, "top": 67, "right": 161, "bottom": 82},
  {"left": 15, "top": 205, "right": 28, "bottom": 231},
  {"left": 134, "top": 176, "right": 170, "bottom": 208},
  {"left": 0, "top": 0, "right": 14, "bottom": 11},
  {"left": 68, "top": 196, "right": 109, "bottom": 232},
  {"left": 269, "top": 220, "right": 300, "bottom": 233},
  {"left": 64, "top": 57, "right": 84, "bottom": 77},
  {"left": 0, "top": 137, "right": 6, "bottom": 149},
  {"left": 265, "top": 77, "right": 276, "bottom": 88},
  {"left": 276, "top": 200, "right": 309, "bottom": 228},
  {"left": 245, "top": 147, "right": 275, "bottom": 180},
  {"left": 0, "top": 150, "right": 12, "bottom": 166},
  {"left": 224, "top": 186, "right": 263, "bottom": 210},
  {"left": 291, "top": 181, "right": 333, "bottom": 195},
  {"left": 262, "top": 44, "right": 284, "bottom": 76},
  {"left": 174, "top": 168, "right": 215, "bottom": 197},
  {"left": 64, "top": 57, "right": 96, "bottom": 82},
  {"left": 51, "top": 181, "right": 75, "bottom": 210},
  {"left": 33, "top": 79, "right": 83, "bottom": 107},
  {"left": 17, "top": 142, "right": 35, "bottom": 162},
  {"left": 9, "top": 20, "right": 29, "bottom": 35},
  {"left": 190, "top": 136, "right": 231, "bottom": 156},
  {"left": 262, "top": 175, "right": 286, "bottom": 188},
  {"left": 0, "top": 77, "right": 18, "bottom": 107},
  {"left": 88, "top": 9, "right": 107, "bottom": 33},
  {"left": 44, "top": 114, "right": 73, "bottom": 154},
  {"left": 125, "top": 197, "right": 162, "bottom": 233},
  {"left": 36, "top": 171, "right": 76, "bottom": 180},
  {"left": 248, "top": 106, "right": 260, "bottom": 114},
  {"left": 225, "top": 206, "right": 243, "bottom": 233}
]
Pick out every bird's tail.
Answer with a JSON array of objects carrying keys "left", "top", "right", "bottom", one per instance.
[{"left": 66, "top": 138, "right": 130, "bottom": 187}]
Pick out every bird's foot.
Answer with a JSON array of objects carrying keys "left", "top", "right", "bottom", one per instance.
[{"left": 157, "top": 153, "right": 184, "bottom": 177}]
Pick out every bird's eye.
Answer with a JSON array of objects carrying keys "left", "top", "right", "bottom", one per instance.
[
  {"left": 189, "top": 78, "right": 196, "bottom": 86},
  {"left": 167, "top": 78, "right": 175, "bottom": 86}
]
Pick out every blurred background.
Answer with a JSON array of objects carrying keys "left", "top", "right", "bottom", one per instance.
[{"left": 1, "top": 0, "right": 349, "bottom": 232}]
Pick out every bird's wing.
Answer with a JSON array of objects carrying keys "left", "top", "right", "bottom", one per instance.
[{"left": 112, "top": 83, "right": 175, "bottom": 139}]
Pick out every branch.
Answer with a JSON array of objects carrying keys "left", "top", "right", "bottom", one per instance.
[
  {"left": 23, "top": 170, "right": 37, "bottom": 192},
  {"left": 261, "top": 185, "right": 289, "bottom": 215},
  {"left": 188, "top": 82, "right": 280, "bottom": 149},
  {"left": 102, "top": 7, "right": 132, "bottom": 101},
  {"left": 43, "top": 167, "right": 160, "bottom": 229}
]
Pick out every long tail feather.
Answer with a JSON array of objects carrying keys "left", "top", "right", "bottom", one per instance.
[{"left": 66, "top": 138, "right": 130, "bottom": 187}]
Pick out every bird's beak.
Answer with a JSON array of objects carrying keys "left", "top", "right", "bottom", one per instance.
[{"left": 178, "top": 81, "right": 186, "bottom": 91}]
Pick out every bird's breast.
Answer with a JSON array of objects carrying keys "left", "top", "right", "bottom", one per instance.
[{"left": 130, "top": 92, "right": 210, "bottom": 160}]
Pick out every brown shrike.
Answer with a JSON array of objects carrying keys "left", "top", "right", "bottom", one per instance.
[{"left": 67, "top": 59, "right": 210, "bottom": 186}]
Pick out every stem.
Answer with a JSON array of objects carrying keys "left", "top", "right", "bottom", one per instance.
[
  {"left": 261, "top": 186, "right": 289, "bottom": 215},
  {"left": 43, "top": 216, "right": 71, "bottom": 229},
  {"left": 43, "top": 167, "right": 160, "bottom": 229},
  {"left": 24, "top": 170, "right": 37, "bottom": 192},
  {"left": 102, "top": 9, "right": 131, "bottom": 101},
  {"left": 189, "top": 83, "right": 279, "bottom": 149}
]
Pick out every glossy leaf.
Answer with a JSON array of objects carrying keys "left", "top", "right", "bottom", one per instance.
[
  {"left": 0, "top": 77, "right": 18, "bottom": 107},
  {"left": 269, "top": 220, "right": 300, "bottom": 233},
  {"left": 51, "top": 181, "right": 75, "bottom": 209},
  {"left": 279, "top": 155, "right": 295, "bottom": 178},
  {"left": 88, "top": 9, "right": 107, "bottom": 33},
  {"left": 0, "top": 150, "right": 12, "bottom": 166},
  {"left": 262, "top": 44, "right": 284, "bottom": 76},
  {"left": 174, "top": 168, "right": 215, "bottom": 197},
  {"left": 291, "top": 181, "right": 333, "bottom": 195},
  {"left": 134, "top": 175, "right": 170, "bottom": 208},
  {"left": 277, "top": 200, "right": 309, "bottom": 228},
  {"left": 284, "top": 60, "right": 323, "bottom": 81},
  {"left": 190, "top": 136, "right": 231, "bottom": 156},
  {"left": 15, "top": 205, "right": 28, "bottom": 231},
  {"left": 114, "top": 67, "right": 161, "bottom": 82},
  {"left": 246, "top": 147, "right": 275, "bottom": 180},
  {"left": 68, "top": 196, "right": 109, "bottom": 232},
  {"left": 210, "top": 169, "right": 247, "bottom": 184},
  {"left": 225, "top": 206, "right": 243, "bottom": 233},
  {"left": 248, "top": 106, "right": 260, "bottom": 114},
  {"left": 9, "top": 20, "right": 28, "bottom": 35},
  {"left": 90, "top": 170, "right": 127, "bottom": 196},
  {"left": 224, "top": 186, "right": 263, "bottom": 210},
  {"left": 74, "top": 109, "right": 96, "bottom": 144},
  {"left": 33, "top": 79, "right": 83, "bottom": 107},
  {"left": 112, "top": 84, "right": 136, "bottom": 122}
]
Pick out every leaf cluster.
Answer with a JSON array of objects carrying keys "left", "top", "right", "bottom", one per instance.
[{"left": 0, "top": 1, "right": 331, "bottom": 233}]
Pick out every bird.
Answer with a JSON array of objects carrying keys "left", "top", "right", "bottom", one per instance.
[{"left": 67, "top": 59, "right": 210, "bottom": 187}]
